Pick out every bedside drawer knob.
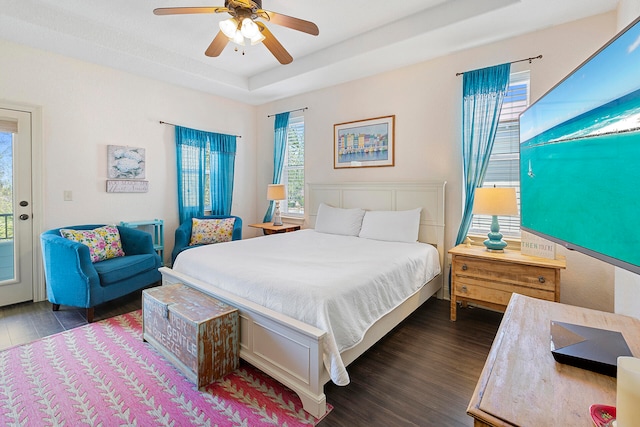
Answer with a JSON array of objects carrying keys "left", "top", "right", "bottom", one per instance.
[
  {"left": 462, "top": 264, "right": 468, "bottom": 271},
  {"left": 461, "top": 285, "right": 468, "bottom": 293},
  {"left": 538, "top": 276, "right": 546, "bottom": 283}
]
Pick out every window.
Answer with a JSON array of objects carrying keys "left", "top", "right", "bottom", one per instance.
[
  {"left": 469, "top": 71, "right": 530, "bottom": 238},
  {"left": 0, "top": 130, "right": 12, "bottom": 240},
  {"left": 176, "top": 128, "right": 236, "bottom": 220},
  {"left": 281, "top": 115, "right": 305, "bottom": 216}
]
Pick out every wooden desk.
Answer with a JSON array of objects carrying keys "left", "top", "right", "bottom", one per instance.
[
  {"left": 468, "top": 294, "right": 640, "bottom": 426},
  {"left": 248, "top": 222, "right": 301, "bottom": 235}
]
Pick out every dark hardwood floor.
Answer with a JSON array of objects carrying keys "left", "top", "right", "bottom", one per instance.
[
  {"left": 0, "top": 293, "right": 502, "bottom": 427},
  {"left": 319, "top": 299, "right": 502, "bottom": 427},
  {"left": 0, "top": 291, "right": 144, "bottom": 351}
]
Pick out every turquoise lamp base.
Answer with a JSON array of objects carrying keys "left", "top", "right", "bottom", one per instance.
[{"left": 483, "top": 215, "right": 508, "bottom": 252}]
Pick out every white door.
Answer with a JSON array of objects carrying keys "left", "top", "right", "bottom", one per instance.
[{"left": 0, "top": 108, "right": 33, "bottom": 306}]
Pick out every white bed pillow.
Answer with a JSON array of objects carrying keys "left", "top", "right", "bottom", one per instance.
[
  {"left": 314, "top": 203, "right": 365, "bottom": 236},
  {"left": 358, "top": 208, "right": 422, "bottom": 243}
]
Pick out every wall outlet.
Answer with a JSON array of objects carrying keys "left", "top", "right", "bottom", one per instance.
[{"left": 64, "top": 190, "right": 72, "bottom": 201}]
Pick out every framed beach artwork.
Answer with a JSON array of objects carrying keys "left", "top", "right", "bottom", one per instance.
[
  {"left": 107, "top": 145, "right": 146, "bottom": 179},
  {"left": 334, "top": 115, "right": 395, "bottom": 169}
]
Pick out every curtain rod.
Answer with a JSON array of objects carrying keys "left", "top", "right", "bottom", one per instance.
[
  {"left": 159, "top": 120, "right": 242, "bottom": 138},
  {"left": 267, "top": 107, "right": 308, "bottom": 118},
  {"left": 455, "top": 55, "right": 543, "bottom": 76}
]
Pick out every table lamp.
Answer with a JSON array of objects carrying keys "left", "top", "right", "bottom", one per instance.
[
  {"left": 267, "top": 184, "right": 286, "bottom": 226},
  {"left": 472, "top": 187, "right": 518, "bottom": 252}
]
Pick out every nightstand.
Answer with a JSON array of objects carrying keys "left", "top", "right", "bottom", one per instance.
[
  {"left": 449, "top": 244, "right": 566, "bottom": 321},
  {"left": 248, "top": 222, "right": 301, "bottom": 235}
]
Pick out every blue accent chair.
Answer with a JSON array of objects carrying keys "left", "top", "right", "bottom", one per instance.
[
  {"left": 41, "top": 224, "right": 162, "bottom": 322},
  {"left": 171, "top": 215, "right": 242, "bottom": 264}
]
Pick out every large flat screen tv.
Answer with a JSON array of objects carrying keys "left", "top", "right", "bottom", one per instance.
[{"left": 519, "top": 16, "right": 640, "bottom": 275}]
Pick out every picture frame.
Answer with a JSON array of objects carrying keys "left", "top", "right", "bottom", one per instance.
[{"left": 334, "top": 115, "right": 395, "bottom": 169}]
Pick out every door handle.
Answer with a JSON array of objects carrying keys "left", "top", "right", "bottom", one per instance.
[
  {"left": 19, "top": 201, "right": 29, "bottom": 207},
  {"left": 19, "top": 214, "right": 29, "bottom": 220}
]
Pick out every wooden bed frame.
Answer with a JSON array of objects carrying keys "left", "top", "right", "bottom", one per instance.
[{"left": 159, "top": 181, "right": 446, "bottom": 418}]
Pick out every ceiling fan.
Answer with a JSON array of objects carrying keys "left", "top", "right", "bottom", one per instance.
[{"left": 153, "top": 0, "right": 319, "bottom": 64}]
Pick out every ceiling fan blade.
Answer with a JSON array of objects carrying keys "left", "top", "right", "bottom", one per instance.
[
  {"left": 153, "top": 7, "right": 228, "bottom": 16},
  {"left": 260, "top": 10, "right": 319, "bottom": 36},
  {"left": 205, "top": 31, "right": 229, "bottom": 57},
  {"left": 258, "top": 23, "right": 293, "bottom": 64}
]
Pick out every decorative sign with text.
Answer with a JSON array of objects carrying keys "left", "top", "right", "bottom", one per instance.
[
  {"left": 106, "top": 180, "right": 149, "bottom": 193},
  {"left": 521, "top": 230, "right": 556, "bottom": 259}
]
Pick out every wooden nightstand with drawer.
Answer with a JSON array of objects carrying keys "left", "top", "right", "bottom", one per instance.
[
  {"left": 248, "top": 222, "right": 301, "bottom": 235},
  {"left": 449, "top": 244, "right": 566, "bottom": 321}
]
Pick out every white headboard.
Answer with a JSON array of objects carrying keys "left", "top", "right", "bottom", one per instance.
[{"left": 307, "top": 181, "right": 446, "bottom": 269}]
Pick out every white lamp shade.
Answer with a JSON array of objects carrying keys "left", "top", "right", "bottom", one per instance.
[
  {"left": 472, "top": 187, "right": 518, "bottom": 216},
  {"left": 617, "top": 356, "right": 640, "bottom": 427},
  {"left": 219, "top": 18, "right": 238, "bottom": 39},
  {"left": 240, "top": 18, "right": 260, "bottom": 39},
  {"left": 250, "top": 31, "right": 266, "bottom": 45},
  {"left": 267, "top": 184, "right": 286, "bottom": 201},
  {"left": 231, "top": 30, "right": 245, "bottom": 46}
]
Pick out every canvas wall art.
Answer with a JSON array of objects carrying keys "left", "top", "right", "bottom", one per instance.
[{"left": 108, "top": 145, "right": 146, "bottom": 179}]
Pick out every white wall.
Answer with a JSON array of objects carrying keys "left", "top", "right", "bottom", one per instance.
[
  {"left": 256, "top": 12, "right": 619, "bottom": 311},
  {"left": 0, "top": 39, "right": 258, "bottom": 267},
  {"left": 614, "top": 0, "right": 640, "bottom": 318},
  {"left": 618, "top": 0, "right": 640, "bottom": 26}
]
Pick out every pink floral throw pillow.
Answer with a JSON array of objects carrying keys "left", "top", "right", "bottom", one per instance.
[
  {"left": 189, "top": 218, "right": 236, "bottom": 246},
  {"left": 60, "top": 225, "right": 125, "bottom": 263}
]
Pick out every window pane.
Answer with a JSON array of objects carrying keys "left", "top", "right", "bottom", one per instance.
[
  {"left": 0, "top": 132, "right": 13, "bottom": 241},
  {"left": 179, "top": 145, "right": 201, "bottom": 208},
  {"left": 470, "top": 71, "right": 530, "bottom": 238},
  {"left": 282, "top": 116, "right": 305, "bottom": 216}
]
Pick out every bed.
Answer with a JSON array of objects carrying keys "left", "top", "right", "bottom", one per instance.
[{"left": 159, "top": 181, "right": 446, "bottom": 417}]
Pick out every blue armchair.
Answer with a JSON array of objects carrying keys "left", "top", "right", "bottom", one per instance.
[
  {"left": 171, "top": 215, "right": 242, "bottom": 264},
  {"left": 41, "top": 224, "right": 162, "bottom": 322}
]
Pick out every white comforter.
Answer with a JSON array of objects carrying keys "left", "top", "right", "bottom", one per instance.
[{"left": 172, "top": 229, "right": 440, "bottom": 385}]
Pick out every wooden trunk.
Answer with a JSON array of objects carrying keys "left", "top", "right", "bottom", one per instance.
[{"left": 142, "top": 283, "right": 239, "bottom": 387}]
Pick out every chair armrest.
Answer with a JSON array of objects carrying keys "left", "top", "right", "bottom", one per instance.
[
  {"left": 174, "top": 221, "right": 192, "bottom": 248},
  {"left": 118, "top": 226, "right": 156, "bottom": 255},
  {"left": 40, "top": 233, "right": 98, "bottom": 306},
  {"left": 232, "top": 216, "right": 243, "bottom": 240},
  {"left": 172, "top": 221, "right": 193, "bottom": 263}
]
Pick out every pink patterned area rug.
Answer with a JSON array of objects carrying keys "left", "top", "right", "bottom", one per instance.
[{"left": 0, "top": 310, "right": 331, "bottom": 426}]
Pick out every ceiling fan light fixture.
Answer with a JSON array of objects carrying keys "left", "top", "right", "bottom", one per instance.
[
  {"left": 154, "top": 3, "right": 319, "bottom": 63},
  {"left": 231, "top": 30, "right": 245, "bottom": 46},
  {"left": 240, "top": 18, "right": 260, "bottom": 38},
  {"left": 250, "top": 31, "right": 265, "bottom": 45},
  {"left": 219, "top": 18, "right": 238, "bottom": 38}
]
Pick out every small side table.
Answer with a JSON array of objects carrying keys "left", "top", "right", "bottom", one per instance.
[{"left": 249, "top": 222, "right": 301, "bottom": 235}]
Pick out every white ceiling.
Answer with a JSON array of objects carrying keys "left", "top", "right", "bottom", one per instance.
[{"left": 0, "top": 0, "right": 619, "bottom": 105}]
